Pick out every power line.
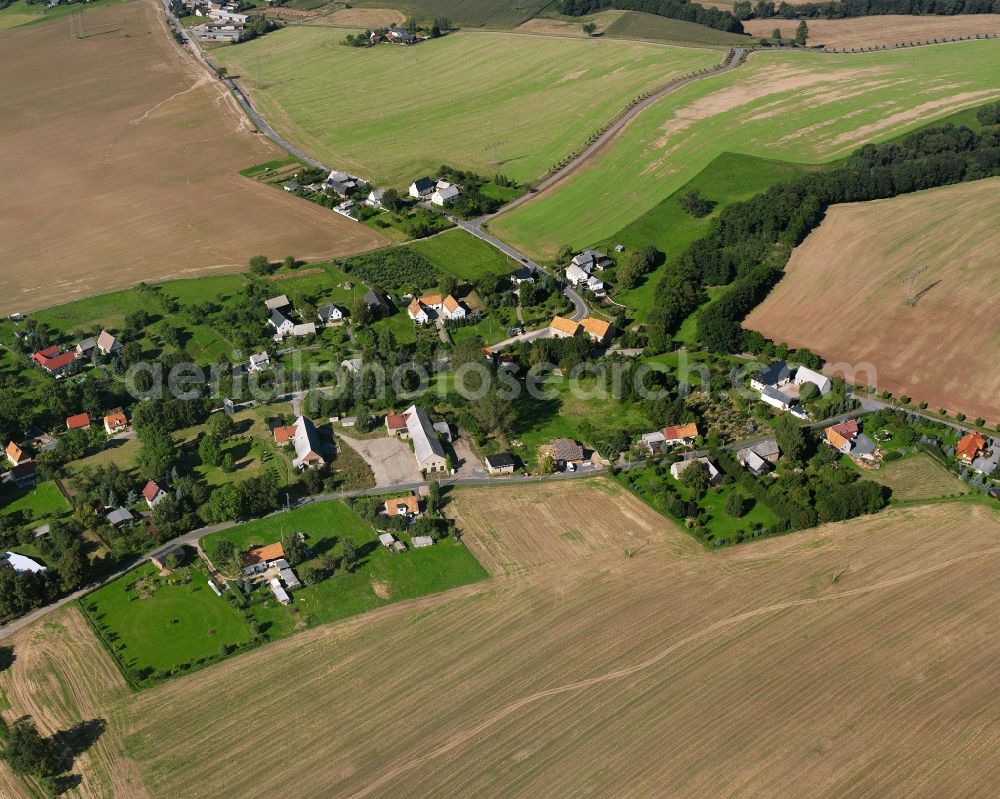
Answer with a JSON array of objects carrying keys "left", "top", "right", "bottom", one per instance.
[
  {"left": 69, "top": 5, "right": 85, "bottom": 39},
  {"left": 902, "top": 265, "right": 927, "bottom": 307}
]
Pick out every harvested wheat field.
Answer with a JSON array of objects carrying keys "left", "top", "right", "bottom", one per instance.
[
  {"left": 873, "top": 455, "right": 969, "bottom": 502},
  {"left": 514, "top": 10, "right": 626, "bottom": 37},
  {"left": 746, "top": 177, "right": 1000, "bottom": 423},
  {"left": 0, "top": 0, "right": 386, "bottom": 316},
  {"left": 4, "top": 479, "right": 1000, "bottom": 798},
  {"left": 744, "top": 15, "right": 1000, "bottom": 49},
  {"left": 315, "top": 6, "right": 405, "bottom": 26}
]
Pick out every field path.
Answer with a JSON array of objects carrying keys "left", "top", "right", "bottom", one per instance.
[{"left": 346, "top": 542, "right": 1000, "bottom": 799}]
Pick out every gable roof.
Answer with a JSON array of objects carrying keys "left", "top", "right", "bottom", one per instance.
[
  {"left": 96, "top": 330, "right": 120, "bottom": 353},
  {"left": 317, "top": 302, "right": 341, "bottom": 321},
  {"left": 443, "top": 295, "right": 461, "bottom": 313},
  {"left": 143, "top": 480, "right": 168, "bottom": 502},
  {"left": 106, "top": 508, "right": 134, "bottom": 526},
  {"left": 104, "top": 408, "right": 128, "bottom": 429},
  {"left": 363, "top": 289, "right": 386, "bottom": 309},
  {"left": 549, "top": 316, "right": 579, "bottom": 336},
  {"left": 274, "top": 423, "right": 297, "bottom": 444},
  {"left": 6, "top": 441, "right": 22, "bottom": 462},
  {"left": 419, "top": 294, "right": 443, "bottom": 307},
  {"left": 386, "top": 412, "right": 407, "bottom": 431},
  {"left": 957, "top": 431, "right": 987, "bottom": 461},
  {"left": 434, "top": 185, "right": 460, "bottom": 200},
  {"left": 662, "top": 422, "right": 699, "bottom": 441},
  {"left": 265, "top": 294, "right": 289, "bottom": 310},
  {"left": 408, "top": 298, "right": 426, "bottom": 318},
  {"left": 580, "top": 317, "right": 611, "bottom": 340},
  {"left": 794, "top": 365, "right": 829, "bottom": 388},
  {"left": 551, "top": 438, "right": 583, "bottom": 462},
  {"left": 825, "top": 426, "right": 851, "bottom": 450},
  {"left": 9, "top": 460, "right": 36, "bottom": 480},
  {"left": 384, "top": 495, "right": 420, "bottom": 516},
  {"left": 830, "top": 420, "right": 859, "bottom": 439},
  {"left": 411, "top": 176, "right": 434, "bottom": 192},
  {"left": 245, "top": 542, "right": 284, "bottom": 566},
  {"left": 756, "top": 361, "right": 790, "bottom": 386},
  {"left": 269, "top": 308, "right": 292, "bottom": 328},
  {"left": 291, "top": 415, "right": 323, "bottom": 468},
  {"left": 402, "top": 404, "right": 445, "bottom": 465},
  {"left": 66, "top": 413, "right": 90, "bottom": 430}
]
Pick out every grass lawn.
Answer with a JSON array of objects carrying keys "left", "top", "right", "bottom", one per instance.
[
  {"left": 0, "top": 480, "right": 70, "bottom": 524},
  {"left": 81, "top": 557, "right": 254, "bottom": 677},
  {"left": 201, "top": 499, "right": 488, "bottom": 633},
  {"left": 605, "top": 153, "right": 817, "bottom": 320},
  {"left": 215, "top": 30, "right": 721, "bottom": 187},
  {"left": 410, "top": 229, "right": 518, "bottom": 282},
  {"left": 492, "top": 40, "right": 1000, "bottom": 257},
  {"left": 352, "top": 0, "right": 550, "bottom": 27},
  {"left": 868, "top": 454, "right": 969, "bottom": 503},
  {"left": 673, "top": 285, "right": 729, "bottom": 346}
]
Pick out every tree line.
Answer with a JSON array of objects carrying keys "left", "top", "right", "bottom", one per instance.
[
  {"left": 736, "top": 0, "right": 1000, "bottom": 21},
  {"left": 560, "top": 0, "right": 746, "bottom": 33},
  {"left": 645, "top": 103, "right": 1000, "bottom": 355}
]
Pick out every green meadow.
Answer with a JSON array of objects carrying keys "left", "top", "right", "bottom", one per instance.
[
  {"left": 492, "top": 40, "right": 1000, "bottom": 257},
  {"left": 215, "top": 29, "right": 721, "bottom": 186}
]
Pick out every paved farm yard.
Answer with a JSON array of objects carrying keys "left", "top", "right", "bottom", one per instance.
[
  {"left": 215, "top": 28, "right": 721, "bottom": 187},
  {"left": 339, "top": 434, "right": 423, "bottom": 486}
]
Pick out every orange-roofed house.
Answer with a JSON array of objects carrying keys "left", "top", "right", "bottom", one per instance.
[
  {"left": 548, "top": 316, "right": 580, "bottom": 339},
  {"left": 273, "top": 423, "right": 298, "bottom": 445},
  {"left": 407, "top": 298, "right": 430, "bottom": 325},
  {"left": 662, "top": 423, "right": 699, "bottom": 445},
  {"left": 441, "top": 295, "right": 467, "bottom": 321},
  {"left": 956, "top": 431, "right": 987, "bottom": 463},
  {"left": 103, "top": 408, "right": 129, "bottom": 435},
  {"left": 580, "top": 317, "right": 613, "bottom": 344},
  {"left": 824, "top": 425, "right": 854, "bottom": 454},
  {"left": 244, "top": 542, "right": 285, "bottom": 568},
  {"left": 384, "top": 495, "right": 421, "bottom": 517},
  {"left": 5, "top": 441, "right": 25, "bottom": 466},
  {"left": 66, "top": 413, "right": 91, "bottom": 431},
  {"left": 419, "top": 294, "right": 443, "bottom": 310}
]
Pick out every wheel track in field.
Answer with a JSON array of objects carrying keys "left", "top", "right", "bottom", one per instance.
[{"left": 345, "top": 543, "right": 1000, "bottom": 798}]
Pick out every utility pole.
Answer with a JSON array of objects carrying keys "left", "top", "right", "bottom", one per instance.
[
  {"left": 902, "top": 265, "right": 927, "bottom": 307},
  {"left": 250, "top": 54, "right": 271, "bottom": 89},
  {"left": 69, "top": 5, "right": 85, "bottom": 39}
]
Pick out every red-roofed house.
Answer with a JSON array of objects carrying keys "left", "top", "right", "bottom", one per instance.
[
  {"left": 32, "top": 346, "right": 78, "bottom": 377},
  {"left": 956, "top": 431, "right": 987, "bottom": 463},
  {"left": 143, "top": 480, "right": 169, "bottom": 509},
  {"left": 66, "top": 413, "right": 91, "bottom": 430},
  {"left": 385, "top": 412, "right": 408, "bottom": 437},
  {"left": 103, "top": 408, "right": 129, "bottom": 435}
]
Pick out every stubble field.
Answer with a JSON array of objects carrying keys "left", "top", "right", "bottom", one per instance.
[
  {"left": 0, "top": 0, "right": 387, "bottom": 316},
  {"left": 2, "top": 480, "right": 1000, "bottom": 797},
  {"left": 491, "top": 39, "right": 1000, "bottom": 257},
  {"left": 743, "top": 14, "right": 1000, "bottom": 49},
  {"left": 745, "top": 177, "right": 1000, "bottom": 423},
  {"left": 214, "top": 28, "right": 722, "bottom": 187}
]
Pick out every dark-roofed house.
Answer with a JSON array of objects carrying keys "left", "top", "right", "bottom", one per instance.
[
  {"left": 409, "top": 177, "right": 435, "bottom": 198},
  {"left": 751, "top": 361, "right": 792, "bottom": 392},
  {"left": 269, "top": 308, "right": 295, "bottom": 338},
  {"left": 362, "top": 289, "right": 389, "bottom": 317},
  {"left": 548, "top": 438, "right": 584, "bottom": 464},
  {"left": 485, "top": 452, "right": 516, "bottom": 476},
  {"left": 386, "top": 26, "right": 416, "bottom": 43},
  {"left": 316, "top": 303, "right": 343, "bottom": 326},
  {"left": 511, "top": 268, "right": 534, "bottom": 285},
  {"left": 9, "top": 461, "right": 38, "bottom": 488}
]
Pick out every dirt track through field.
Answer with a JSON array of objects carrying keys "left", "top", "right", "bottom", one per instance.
[{"left": 0, "top": 0, "right": 387, "bottom": 315}]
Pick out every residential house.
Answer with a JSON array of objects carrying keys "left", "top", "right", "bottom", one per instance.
[
  {"left": 96, "top": 330, "right": 121, "bottom": 356},
  {"left": 759, "top": 385, "right": 796, "bottom": 412},
  {"left": 9, "top": 461, "right": 38, "bottom": 488},
  {"left": 510, "top": 268, "right": 534, "bottom": 285},
  {"left": 31, "top": 345, "right": 78, "bottom": 377},
  {"left": 441, "top": 295, "right": 466, "bottom": 320},
  {"left": 737, "top": 448, "right": 770, "bottom": 477},
  {"left": 290, "top": 415, "right": 325, "bottom": 469},
  {"left": 586, "top": 275, "right": 606, "bottom": 296},
  {"left": 65, "top": 413, "right": 90, "bottom": 430},
  {"left": 282, "top": 180, "right": 299, "bottom": 193},
  {"left": 249, "top": 351, "right": 270, "bottom": 372},
  {"left": 106, "top": 508, "right": 135, "bottom": 528},
  {"left": 431, "top": 184, "right": 460, "bottom": 206},
  {"left": 409, "top": 177, "right": 435, "bottom": 199},
  {"left": 662, "top": 423, "right": 699, "bottom": 445},
  {"left": 265, "top": 295, "right": 290, "bottom": 311},
  {"left": 402, "top": 404, "right": 447, "bottom": 474},
  {"left": 565, "top": 264, "right": 589, "bottom": 286},
  {"left": 365, "top": 188, "right": 385, "bottom": 207},
  {"left": 324, "top": 170, "right": 357, "bottom": 196},
  {"left": 0, "top": 552, "right": 47, "bottom": 574},
  {"left": 362, "top": 288, "right": 389, "bottom": 317},
  {"left": 571, "top": 249, "right": 612, "bottom": 271},
  {"left": 580, "top": 317, "right": 613, "bottom": 345},
  {"left": 407, "top": 298, "right": 430, "bottom": 325},
  {"left": 103, "top": 408, "right": 129, "bottom": 435},
  {"left": 793, "top": 366, "right": 832, "bottom": 395},
  {"left": 670, "top": 457, "right": 721, "bottom": 485},
  {"left": 385, "top": 412, "right": 408, "bottom": 436},
  {"left": 956, "top": 431, "right": 987, "bottom": 463},
  {"left": 742, "top": 438, "right": 780, "bottom": 463},
  {"left": 5, "top": 442, "right": 25, "bottom": 466},
  {"left": 386, "top": 26, "right": 416, "bottom": 43},
  {"left": 640, "top": 431, "right": 666, "bottom": 455},
  {"left": 316, "top": 303, "right": 343, "bottom": 326},
  {"left": 269, "top": 309, "right": 295, "bottom": 338},
  {"left": 143, "top": 480, "right": 169, "bottom": 509},
  {"left": 824, "top": 420, "right": 860, "bottom": 453},
  {"left": 548, "top": 316, "right": 580, "bottom": 339},
  {"left": 76, "top": 336, "right": 97, "bottom": 357},
  {"left": 751, "top": 361, "right": 792, "bottom": 392},
  {"left": 548, "top": 438, "right": 584, "bottom": 464},
  {"left": 485, "top": 452, "right": 516, "bottom": 475},
  {"left": 384, "top": 495, "right": 421, "bottom": 517},
  {"left": 244, "top": 542, "right": 285, "bottom": 571}
]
